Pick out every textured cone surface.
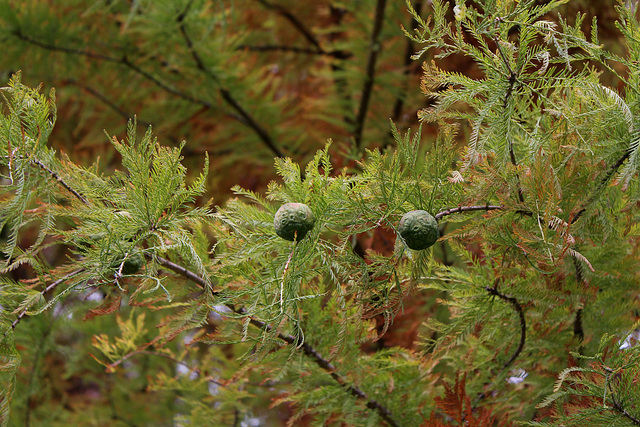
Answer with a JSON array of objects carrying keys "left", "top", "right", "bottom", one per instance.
[
  {"left": 398, "top": 210, "right": 439, "bottom": 250},
  {"left": 110, "top": 247, "right": 145, "bottom": 275},
  {"left": 274, "top": 203, "right": 315, "bottom": 241}
]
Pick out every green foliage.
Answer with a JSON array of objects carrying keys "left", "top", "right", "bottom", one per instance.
[
  {"left": 2, "top": 1, "right": 640, "bottom": 426},
  {"left": 525, "top": 329, "right": 640, "bottom": 426}
]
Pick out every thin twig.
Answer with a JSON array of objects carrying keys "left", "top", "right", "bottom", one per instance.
[
  {"left": 254, "top": 0, "right": 323, "bottom": 52},
  {"left": 11, "top": 269, "right": 84, "bottom": 329},
  {"left": 571, "top": 256, "right": 585, "bottom": 343},
  {"left": 29, "top": 157, "right": 89, "bottom": 204},
  {"left": 435, "top": 204, "right": 503, "bottom": 221},
  {"left": 13, "top": 31, "right": 216, "bottom": 110},
  {"left": 494, "top": 36, "right": 524, "bottom": 204},
  {"left": 248, "top": 316, "right": 400, "bottom": 427},
  {"left": 354, "top": 0, "right": 388, "bottom": 149},
  {"left": 485, "top": 285, "right": 526, "bottom": 369},
  {"left": 236, "top": 44, "right": 343, "bottom": 56},
  {"left": 176, "top": 6, "right": 285, "bottom": 158},
  {"left": 571, "top": 149, "right": 631, "bottom": 224},
  {"left": 153, "top": 255, "right": 215, "bottom": 294},
  {"left": 610, "top": 394, "right": 640, "bottom": 426},
  {"left": 62, "top": 79, "right": 152, "bottom": 128},
  {"left": 390, "top": 1, "right": 422, "bottom": 125}
]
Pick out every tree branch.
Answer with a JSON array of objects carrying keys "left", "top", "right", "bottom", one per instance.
[
  {"left": 13, "top": 28, "right": 279, "bottom": 156},
  {"left": 571, "top": 256, "right": 585, "bottom": 343},
  {"left": 494, "top": 36, "right": 524, "bottom": 204},
  {"left": 176, "top": 6, "right": 285, "bottom": 159},
  {"left": 435, "top": 204, "right": 503, "bottom": 221},
  {"left": 254, "top": 0, "right": 323, "bottom": 53},
  {"left": 354, "top": 0, "right": 388, "bottom": 149},
  {"left": 11, "top": 269, "right": 84, "bottom": 329},
  {"left": 571, "top": 149, "right": 631, "bottom": 224},
  {"left": 152, "top": 259, "right": 400, "bottom": 426},
  {"left": 12, "top": 30, "right": 216, "bottom": 110},
  {"left": 390, "top": 1, "right": 422, "bottom": 124},
  {"left": 485, "top": 285, "right": 526, "bottom": 369},
  {"left": 610, "top": 394, "right": 640, "bottom": 426},
  {"left": 28, "top": 156, "right": 89, "bottom": 204},
  {"left": 248, "top": 316, "right": 400, "bottom": 427},
  {"left": 62, "top": 79, "right": 152, "bottom": 128},
  {"left": 154, "top": 255, "right": 215, "bottom": 294},
  {"left": 236, "top": 44, "right": 348, "bottom": 57}
]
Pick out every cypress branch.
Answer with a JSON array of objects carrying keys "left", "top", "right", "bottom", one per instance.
[
  {"left": 176, "top": 5, "right": 285, "bottom": 159},
  {"left": 571, "top": 149, "right": 631, "bottom": 224},
  {"left": 354, "top": 0, "right": 388, "bottom": 149},
  {"left": 153, "top": 259, "right": 401, "bottom": 426},
  {"left": 62, "top": 79, "right": 152, "bottom": 128},
  {"left": 435, "top": 204, "right": 503, "bottom": 220},
  {"left": 254, "top": 0, "right": 324, "bottom": 53},
  {"left": 610, "top": 393, "right": 640, "bottom": 426},
  {"left": 13, "top": 30, "right": 216, "bottom": 110},
  {"left": 11, "top": 269, "right": 84, "bottom": 329},
  {"left": 29, "top": 156, "right": 89, "bottom": 204},
  {"left": 485, "top": 285, "right": 526, "bottom": 369}
]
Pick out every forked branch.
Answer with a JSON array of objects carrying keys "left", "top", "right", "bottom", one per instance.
[{"left": 176, "top": 4, "right": 285, "bottom": 159}]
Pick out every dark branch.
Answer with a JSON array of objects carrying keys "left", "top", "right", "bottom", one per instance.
[
  {"left": 29, "top": 157, "right": 89, "bottom": 204},
  {"left": 153, "top": 255, "right": 217, "bottom": 294},
  {"left": 254, "top": 0, "right": 323, "bottom": 52},
  {"left": 354, "top": 0, "right": 388, "bottom": 149},
  {"left": 248, "top": 316, "right": 400, "bottom": 427},
  {"left": 610, "top": 394, "right": 640, "bottom": 426},
  {"left": 571, "top": 149, "right": 631, "bottom": 224},
  {"left": 62, "top": 79, "right": 152, "bottom": 128},
  {"left": 14, "top": 28, "right": 283, "bottom": 157},
  {"left": 176, "top": 10, "right": 285, "bottom": 159},
  {"left": 485, "top": 285, "right": 526, "bottom": 369},
  {"left": 237, "top": 44, "right": 349, "bottom": 57},
  {"left": 435, "top": 204, "right": 503, "bottom": 221},
  {"left": 13, "top": 30, "right": 215, "bottom": 110},
  {"left": 571, "top": 257, "right": 585, "bottom": 343},
  {"left": 153, "top": 260, "right": 399, "bottom": 426},
  {"left": 494, "top": 36, "right": 524, "bottom": 204},
  {"left": 390, "top": 1, "right": 422, "bottom": 124}
]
